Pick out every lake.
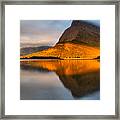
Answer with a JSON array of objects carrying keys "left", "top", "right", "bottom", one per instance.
[{"left": 20, "top": 59, "right": 100, "bottom": 100}]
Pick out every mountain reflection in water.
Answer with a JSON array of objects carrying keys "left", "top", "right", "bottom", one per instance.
[{"left": 20, "top": 60, "right": 100, "bottom": 100}]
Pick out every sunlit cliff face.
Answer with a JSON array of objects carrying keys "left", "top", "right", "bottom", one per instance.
[{"left": 21, "top": 60, "right": 100, "bottom": 98}]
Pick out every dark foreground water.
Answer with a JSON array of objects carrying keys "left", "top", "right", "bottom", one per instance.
[{"left": 20, "top": 59, "right": 100, "bottom": 100}]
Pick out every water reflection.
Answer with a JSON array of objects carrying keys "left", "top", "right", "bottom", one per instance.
[{"left": 20, "top": 60, "right": 100, "bottom": 100}]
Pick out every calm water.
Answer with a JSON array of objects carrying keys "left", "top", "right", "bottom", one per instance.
[{"left": 20, "top": 59, "right": 100, "bottom": 100}]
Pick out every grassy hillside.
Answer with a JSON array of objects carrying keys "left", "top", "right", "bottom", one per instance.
[{"left": 21, "top": 43, "right": 100, "bottom": 59}]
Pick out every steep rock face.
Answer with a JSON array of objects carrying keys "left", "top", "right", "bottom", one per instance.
[{"left": 58, "top": 20, "right": 100, "bottom": 47}]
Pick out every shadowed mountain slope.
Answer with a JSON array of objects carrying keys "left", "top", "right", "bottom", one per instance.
[
  {"left": 20, "top": 46, "right": 51, "bottom": 56},
  {"left": 58, "top": 20, "right": 100, "bottom": 47}
]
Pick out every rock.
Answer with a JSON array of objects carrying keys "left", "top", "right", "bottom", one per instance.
[{"left": 58, "top": 20, "right": 100, "bottom": 47}]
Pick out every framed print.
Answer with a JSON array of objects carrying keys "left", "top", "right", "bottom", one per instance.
[{"left": 0, "top": 0, "right": 119, "bottom": 119}]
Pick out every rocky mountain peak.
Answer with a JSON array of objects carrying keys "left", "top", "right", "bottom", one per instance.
[
  {"left": 58, "top": 20, "right": 100, "bottom": 47},
  {"left": 71, "top": 20, "right": 81, "bottom": 26}
]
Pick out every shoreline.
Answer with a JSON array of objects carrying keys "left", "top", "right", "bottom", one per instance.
[{"left": 20, "top": 58, "right": 100, "bottom": 61}]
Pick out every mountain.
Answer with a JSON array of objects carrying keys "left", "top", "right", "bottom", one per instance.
[
  {"left": 20, "top": 46, "right": 51, "bottom": 56},
  {"left": 58, "top": 20, "right": 100, "bottom": 47},
  {"left": 21, "top": 20, "right": 100, "bottom": 59}
]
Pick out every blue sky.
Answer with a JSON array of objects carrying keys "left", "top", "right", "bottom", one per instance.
[{"left": 20, "top": 20, "right": 100, "bottom": 48}]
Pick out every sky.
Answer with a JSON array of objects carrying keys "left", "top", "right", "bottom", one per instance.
[{"left": 20, "top": 20, "right": 100, "bottom": 48}]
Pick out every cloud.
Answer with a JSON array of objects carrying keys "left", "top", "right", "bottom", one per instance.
[
  {"left": 20, "top": 20, "right": 72, "bottom": 47},
  {"left": 20, "top": 20, "right": 71, "bottom": 36},
  {"left": 20, "top": 36, "right": 57, "bottom": 47}
]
